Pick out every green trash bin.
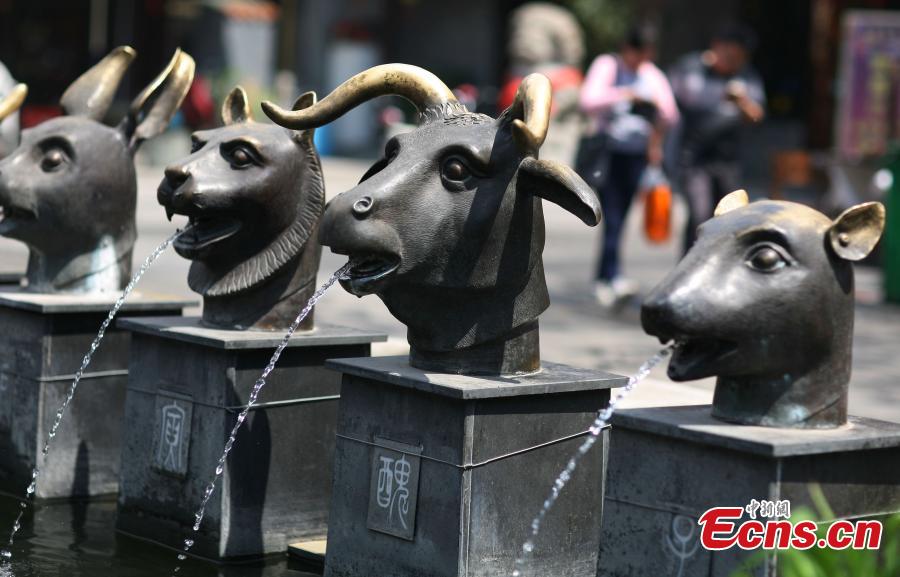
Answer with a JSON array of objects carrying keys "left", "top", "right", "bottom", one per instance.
[{"left": 886, "top": 147, "right": 900, "bottom": 303}]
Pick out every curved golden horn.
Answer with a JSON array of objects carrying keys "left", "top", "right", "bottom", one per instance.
[
  {"left": 262, "top": 63, "right": 463, "bottom": 129},
  {"left": 61, "top": 46, "right": 136, "bottom": 120},
  {"left": 0, "top": 84, "right": 27, "bottom": 122},
  {"left": 507, "top": 73, "right": 552, "bottom": 153}
]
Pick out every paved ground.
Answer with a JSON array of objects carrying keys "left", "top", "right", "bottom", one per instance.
[{"left": 2, "top": 155, "right": 898, "bottom": 423}]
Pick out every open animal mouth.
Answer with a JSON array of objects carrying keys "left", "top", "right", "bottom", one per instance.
[
  {"left": 664, "top": 336, "right": 738, "bottom": 381},
  {"left": 338, "top": 252, "right": 401, "bottom": 296},
  {"left": 0, "top": 203, "right": 35, "bottom": 233},
  {"left": 173, "top": 214, "right": 242, "bottom": 256}
]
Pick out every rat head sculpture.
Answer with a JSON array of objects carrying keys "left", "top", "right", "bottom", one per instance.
[
  {"left": 263, "top": 64, "right": 602, "bottom": 375},
  {"left": 642, "top": 190, "right": 886, "bottom": 428},
  {"left": 0, "top": 46, "right": 194, "bottom": 293},
  {"left": 158, "top": 87, "right": 324, "bottom": 330}
]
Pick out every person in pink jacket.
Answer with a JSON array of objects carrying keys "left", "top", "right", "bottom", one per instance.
[{"left": 578, "top": 24, "right": 678, "bottom": 308}]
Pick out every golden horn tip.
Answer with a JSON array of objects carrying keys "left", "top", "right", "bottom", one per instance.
[{"left": 0, "top": 83, "right": 28, "bottom": 121}]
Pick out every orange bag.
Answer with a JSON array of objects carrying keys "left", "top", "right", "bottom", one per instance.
[{"left": 643, "top": 181, "right": 672, "bottom": 244}]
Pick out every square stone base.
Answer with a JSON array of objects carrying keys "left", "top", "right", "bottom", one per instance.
[
  {"left": 599, "top": 404, "right": 900, "bottom": 577},
  {"left": 323, "top": 356, "right": 626, "bottom": 577},
  {"left": 0, "top": 272, "right": 21, "bottom": 286},
  {"left": 115, "top": 316, "right": 386, "bottom": 562},
  {"left": 0, "top": 291, "right": 192, "bottom": 500},
  {"left": 289, "top": 538, "right": 328, "bottom": 568}
]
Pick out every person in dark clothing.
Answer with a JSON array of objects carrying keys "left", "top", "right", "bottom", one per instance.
[
  {"left": 579, "top": 25, "right": 678, "bottom": 307},
  {"left": 668, "top": 23, "right": 766, "bottom": 251}
]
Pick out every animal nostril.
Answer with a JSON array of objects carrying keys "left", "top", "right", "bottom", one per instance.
[
  {"left": 164, "top": 166, "right": 190, "bottom": 188},
  {"left": 352, "top": 195, "right": 374, "bottom": 217}
]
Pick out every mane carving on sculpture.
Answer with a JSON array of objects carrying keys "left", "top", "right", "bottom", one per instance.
[{"left": 158, "top": 86, "right": 325, "bottom": 330}]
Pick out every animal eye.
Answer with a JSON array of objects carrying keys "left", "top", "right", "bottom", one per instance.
[
  {"left": 442, "top": 158, "right": 470, "bottom": 182},
  {"left": 190, "top": 139, "right": 204, "bottom": 153},
  {"left": 40, "top": 148, "right": 65, "bottom": 172},
  {"left": 747, "top": 245, "right": 787, "bottom": 272},
  {"left": 224, "top": 144, "right": 257, "bottom": 168}
]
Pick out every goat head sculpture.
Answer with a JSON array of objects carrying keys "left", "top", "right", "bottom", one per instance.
[
  {"left": 158, "top": 86, "right": 324, "bottom": 330},
  {"left": 264, "top": 64, "right": 602, "bottom": 375},
  {"left": 0, "top": 46, "right": 195, "bottom": 293},
  {"left": 642, "top": 190, "right": 886, "bottom": 429}
]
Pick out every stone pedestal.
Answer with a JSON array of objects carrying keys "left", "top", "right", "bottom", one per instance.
[
  {"left": 0, "top": 272, "right": 21, "bottom": 286},
  {"left": 115, "top": 316, "right": 387, "bottom": 562},
  {"left": 323, "top": 356, "right": 626, "bottom": 577},
  {"left": 0, "top": 292, "right": 192, "bottom": 500},
  {"left": 599, "top": 405, "right": 900, "bottom": 577}
]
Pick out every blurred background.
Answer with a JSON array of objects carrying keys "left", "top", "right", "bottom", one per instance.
[
  {"left": 3, "top": 0, "right": 899, "bottom": 177},
  {"left": 0, "top": 0, "right": 898, "bottom": 420}
]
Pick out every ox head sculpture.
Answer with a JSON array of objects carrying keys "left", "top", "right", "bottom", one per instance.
[
  {"left": 0, "top": 46, "right": 194, "bottom": 293},
  {"left": 264, "top": 64, "right": 602, "bottom": 375},
  {"left": 158, "top": 86, "right": 324, "bottom": 330},
  {"left": 642, "top": 190, "right": 886, "bottom": 428}
]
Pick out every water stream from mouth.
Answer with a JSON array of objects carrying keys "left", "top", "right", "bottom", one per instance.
[
  {"left": 169, "top": 262, "right": 352, "bottom": 575},
  {"left": 0, "top": 228, "right": 187, "bottom": 565},
  {"left": 510, "top": 343, "right": 678, "bottom": 577}
]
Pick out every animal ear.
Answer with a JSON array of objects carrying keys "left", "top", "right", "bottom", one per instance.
[
  {"left": 827, "top": 202, "right": 885, "bottom": 261},
  {"left": 0, "top": 84, "right": 27, "bottom": 122},
  {"left": 221, "top": 86, "right": 252, "bottom": 125},
  {"left": 121, "top": 48, "right": 195, "bottom": 151},
  {"left": 517, "top": 157, "right": 602, "bottom": 226},
  {"left": 61, "top": 46, "right": 136, "bottom": 120},
  {"left": 714, "top": 189, "right": 750, "bottom": 216},
  {"left": 289, "top": 91, "right": 317, "bottom": 143}
]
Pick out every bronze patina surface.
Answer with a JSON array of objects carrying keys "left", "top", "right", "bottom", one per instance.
[
  {"left": 264, "top": 65, "right": 602, "bottom": 375},
  {"left": 642, "top": 190, "right": 886, "bottom": 428},
  {"left": 158, "top": 87, "right": 324, "bottom": 330},
  {"left": 0, "top": 47, "right": 194, "bottom": 293}
]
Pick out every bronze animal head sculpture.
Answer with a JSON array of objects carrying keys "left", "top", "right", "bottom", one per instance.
[
  {"left": 642, "top": 190, "right": 886, "bottom": 429},
  {"left": 0, "top": 46, "right": 194, "bottom": 293},
  {"left": 158, "top": 87, "right": 324, "bottom": 330},
  {"left": 263, "top": 64, "right": 602, "bottom": 375}
]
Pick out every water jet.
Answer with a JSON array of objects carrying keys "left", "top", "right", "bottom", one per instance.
[
  {"left": 0, "top": 46, "right": 196, "bottom": 502},
  {"left": 266, "top": 65, "right": 623, "bottom": 577},
  {"left": 116, "top": 88, "right": 385, "bottom": 562},
  {"left": 600, "top": 192, "right": 900, "bottom": 576}
]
